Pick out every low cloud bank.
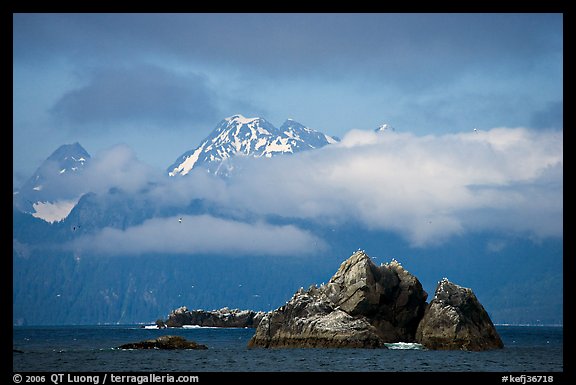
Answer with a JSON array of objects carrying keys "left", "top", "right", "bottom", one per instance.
[
  {"left": 69, "top": 215, "right": 326, "bottom": 257},
  {"left": 63, "top": 126, "right": 562, "bottom": 253}
]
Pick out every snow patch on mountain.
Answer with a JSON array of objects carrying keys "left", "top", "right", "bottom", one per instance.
[
  {"left": 225, "top": 114, "right": 258, "bottom": 125},
  {"left": 168, "top": 143, "right": 206, "bottom": 177},
  {"left": 32, "top": 199, "right": 78, "bottom": 223}
]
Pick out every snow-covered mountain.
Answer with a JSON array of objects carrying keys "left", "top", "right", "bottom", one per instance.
[
  {"left": 167, "top": 114, "right": 339, "bottom": 176},
  {"left": 13, "top": 142, "right": 90, "bottom": 222}
]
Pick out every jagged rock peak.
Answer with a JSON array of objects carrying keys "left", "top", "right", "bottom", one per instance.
[
  {"left": 328, "top": 250, "right": 375, "bottom": 281},
  {"left": 433, "top": 277, "right": 471, "bottom": 302},
  {"left": 322, "top": 250, "right": 428, "bottom": 341},
  {"left": 415, "top": 279, "right": 504, "bottom": 351}
]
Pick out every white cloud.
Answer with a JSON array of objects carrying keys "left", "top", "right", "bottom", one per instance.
[
  {"left": 199, "top": 127, "right": 562, "bottom": 246},
  {"left": 82, "top": 144, "right": 158, "bottom": 194},
  {"left": 64, "top": 126, "right": 562, "bottom": 251},
  {"left": 69, "top": 215, "right": 326, "bottom": 257}
]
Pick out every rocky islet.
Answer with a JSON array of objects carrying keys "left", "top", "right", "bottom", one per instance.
[
  {"left": 118, "top": 335, "right": 208, "bottom": 350},
  {"left": 248, "top": 250, "right": 503, "bottom": 351},
  {"left": 162, "top": 306, "right": 265, "bottom": 328}
]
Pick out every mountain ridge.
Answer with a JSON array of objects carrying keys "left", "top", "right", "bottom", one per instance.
[{"left": 167, "top": 114, "right": 338, "bottom": 176}]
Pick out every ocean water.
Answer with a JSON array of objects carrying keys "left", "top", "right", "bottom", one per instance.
[{"left": 12, "top": 325, "right": 563, "bottom": 373}]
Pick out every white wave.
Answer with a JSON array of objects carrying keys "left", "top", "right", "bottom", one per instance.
[
  {"left": 182, "top": 324, "right": 250, "bottom": 329},
  {"left": 141, "top": 324, "right": 207, "bottom": 329},
  {"left": 384, "top": 342, "right": 425, "bottom": 350},
  {"left": 142, "top": 325, "right": 162, "bottom": 329},
  {"left": 141, "top": 324, "right": 244, "bottom": 329}
]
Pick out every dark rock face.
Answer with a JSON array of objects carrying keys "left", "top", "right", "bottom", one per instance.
[
  {"left": 248, "top": 250, "right": 428, "bottom": 348},
  {"left": 118, "top": 335, "right": 208, "bottom": 350},
  {"left": 247, "top": 286, "right": 386, "bottom": 348},
  {"left": 165, "top": 306, "right": 265, "bottom": 328},
  {"left": 415, "top": 279, "right": 504, "bottom": 351},
  {"left": 322, "top": 252, "right": 428, "bottom": 342}
]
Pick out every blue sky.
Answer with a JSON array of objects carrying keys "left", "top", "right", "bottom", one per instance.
[{"left": 13, "top": 13, "right": 563, "bottom": 187}]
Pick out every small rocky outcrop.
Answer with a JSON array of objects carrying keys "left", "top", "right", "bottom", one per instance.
[
  {"left": 248, "top": 250, "right": 428, "bottom": 348},
  {"left": 118, "top": 335, "right": 208, "bottom": 350},
  {"left": 415, "top": 278, "right": 504, "bottom": 351},
  {"left": 165, "top": 306, "right": 266, "bottom": 328}
]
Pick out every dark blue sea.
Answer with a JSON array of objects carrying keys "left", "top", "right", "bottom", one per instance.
[{"left": 13, "top": 325, "right": 563, "bottom": 374}]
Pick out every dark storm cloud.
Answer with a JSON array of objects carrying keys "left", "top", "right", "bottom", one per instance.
[
  {"left": 14, "top": 13, "right": 562, "bottom": 79},
  {"left": 50, "top": 65, "right": 220, "bottom": 128}
]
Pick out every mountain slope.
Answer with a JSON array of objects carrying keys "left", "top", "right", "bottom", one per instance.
[
  {"left": 13, "top": 142, "right": 90, "bottom": 222},
  {"left": 167, "top": 114, "right": 338, "bottom": 176}
]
